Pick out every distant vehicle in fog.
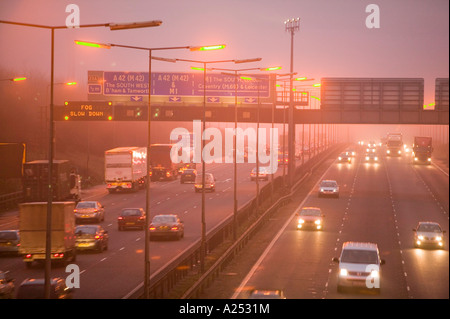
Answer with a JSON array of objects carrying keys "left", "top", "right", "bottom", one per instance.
[{"left": 318, "top": 180, "right": 339, "bottom": 198}]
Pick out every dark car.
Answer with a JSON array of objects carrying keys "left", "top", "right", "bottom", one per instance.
[
  {"left": 118, "top": 208, "right": 146, "bottom": 230},
  {"left": 75, "top": 225, "right": 109, "bottom": 252},
  {"left": 180, "top": 169, "right": 197, "bottom": 184},
  {"left": 0, "top": 271, "right": 15, "bottom": 299},
  {"left": 149, "top": 214, "right": 184, "bottom": 240},
  {"left": 0, "top": 230, "right": 20, "bottom": 255},
  {"left": 16, "top": 277, "right": 74, "bottom": 299}
]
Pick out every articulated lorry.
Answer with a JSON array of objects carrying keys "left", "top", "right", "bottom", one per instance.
[
  {"left": 150, "top": 144, "right": 192, "bottom": 181},
  {"left": 412, "top": 137, "right": 433, "bottom": 164},
  {"left": 105, "top": 147, "right": 147, "bottom": 193},
  {"left": 23, "top": 160, "right": 81, "bottom": 202},
  {"left": 386, "top": 133, "right": 403, "bottom": 156},
  {"left": 19, "top": 202, "right": 77, "bottom": 268}
]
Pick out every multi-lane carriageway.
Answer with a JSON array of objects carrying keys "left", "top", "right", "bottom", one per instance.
[
  {"left": 0, "top": 146, "right": 448, "bottom": 299},
  {"left": 230, "top": 150, "right": 449, "bottom": 299}
]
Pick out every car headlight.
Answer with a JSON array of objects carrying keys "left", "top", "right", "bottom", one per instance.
[
  {"left": 340, "top": 268, "right": 348, "bottom": 277},
  {"left": 298, "top": 219, "right": 305, "bottom": 224},
  {"left": 338, "top": 157, "right": 342, "bottom": 160},
  {"left": 387, "top": 150, "right": 390, "bottom": 154},
  {"left": 374, "top": 157, "right": 378, "bottom": 161},
  {"left": 435, "top": 236, "right": 442, "bottom": 241},
  {"left": 370, "top": 270, "right": 380, "bottom": 278},
  {"left": 366, "top": 156, "right": 369, "bottom": 160},
  {"left": 427, "top": 158, "right": 431, "bottom": 162},
  {"left": 418, "top": 235, "right": 424, "bottom": 240},
  {"left": 314, "top": 219, "right": 321, "bottom": 225}
]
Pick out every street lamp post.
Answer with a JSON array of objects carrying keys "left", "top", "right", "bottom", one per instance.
[
  {"left": 75, "top": 41, "right": 225, "bottom": 298},
  {"left": 0, "top": 18, "right": 162, "bottom": 299},
  {"left": 220, "top": 68, "right": 280, "bottom": 232},
  {"left": 211, "top": 64, "right": 284, "bottom": 241},
  {"left": 158, "top": 57, "right": 262, "bottom": 273}
]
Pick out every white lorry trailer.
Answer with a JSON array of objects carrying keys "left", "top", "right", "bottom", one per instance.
[{"left": 105, "top": 147, "right": 147, "bottom": 193}]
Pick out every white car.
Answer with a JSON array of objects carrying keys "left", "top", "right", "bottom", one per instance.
[
  {"left": 318, "top": 180, "right": 339, "bottom": 198},
  {"left": 333, "top": 242, "right": 385, "bottom": 294},
  {"left": 413, "top": 222, "right": 446, "bottom": 249}
]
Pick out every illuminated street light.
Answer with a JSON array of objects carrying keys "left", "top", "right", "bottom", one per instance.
[
  {"left": 0, "top": 76, "right": 27, "bottom": 82},
  {"left": 189, "top": 44, "right": 226, "bottom": 51}
]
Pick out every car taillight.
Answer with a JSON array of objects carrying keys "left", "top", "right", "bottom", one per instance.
[
  {"left": 149, "top": 226, "right": 156, "bottom": 231},
  {"left": 25, "top": 254, "right": 32, "bottom": 258},
  {"left": 74, "top": 209, "right": 78, "bottom": 213},
  {"left": 171, "top": 226, "right": 179, "bottom": 231},
  {"left": 139, "top": 216, "right": 145, "bottom": 220},
  {"left": 95, "top": 235, "right": 102, "bottom": 239},
  {"left": 118, "top": 216, "right": 123, "bottom": 220},
  {"left": 53, "top": 253, "right": 64, "bottom": 258}
]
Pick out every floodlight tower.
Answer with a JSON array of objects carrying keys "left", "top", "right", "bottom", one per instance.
[{"left": 284, "top": 17, "right": 300, "bottom": 189}]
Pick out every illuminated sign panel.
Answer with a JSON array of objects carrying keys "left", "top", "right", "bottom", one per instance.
[
  {"left": 87, "top": 71, "right": 271, "bottom": 99},
  {"left": 61, "top": 101, "right": 113, "bottom": 121}
]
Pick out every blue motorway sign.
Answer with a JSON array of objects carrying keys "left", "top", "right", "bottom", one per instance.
[{"left": 94, "top": 71, "right": 270, "bottom": 98}]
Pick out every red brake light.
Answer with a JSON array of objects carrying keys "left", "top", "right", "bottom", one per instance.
[
  {"left": 118, "top": 216, "right": 123, "bottom": 220},
  {"left": 171, "top": 226, "right": 179, "bottom": 231}
]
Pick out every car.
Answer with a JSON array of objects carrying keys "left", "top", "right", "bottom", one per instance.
[
  {"left": 75, "top": 225, "right": 109, "bottom": 252},
  {"left": 296, "top": 207, "right": 324, "bottom": 230},
  {"left": 180, "top": 169, "right": 197, "bottom": 184},
  {"left": 0, "top": 230, "right": 20, "bottom": 255},
  {"left": 16, "top": 277, "right": 74, "bottom": 299},
  {"left": 194, "top": 173, "right": 216, "bottom": 192},
  {"left": 248, "top": 289, "right": 286, "bottom": 299},
  {"left": 277, "top": 152, "right": 289, "bottom": 165},
  {"left": 337, "top": 152, "right": 352, "bottom": 163},
  {"left": 345, "top": 149, "right": 356, "bottom": 157},
  {"left": 413, "top": 222, "right": 446, "bottom": 249},
  {"left": 74, "top": 201, "right": 105, "bottom": 223},
  {"left": 0, "top": 271, "right": 15, "bottom": 299},
  {"left": 333, "top": 242, "right": 385, "bottom": 294},
  {"left": 118, "top": 208, "right": 146, "bottom": 230},
  {"left": 250, "top": 166, "right": 271, "bottom": 181},
  {"left": 149, "top": 214, "right": 184, "bottom": 240},
  {"left": 367, "top": 141, "right": 377, "bottom": 148},
  {"left": 318, "top": 180, "right": 339, "bottom": 198},
  {"left": 364, "top": 152, "right": 379, "bottom": 163}
]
